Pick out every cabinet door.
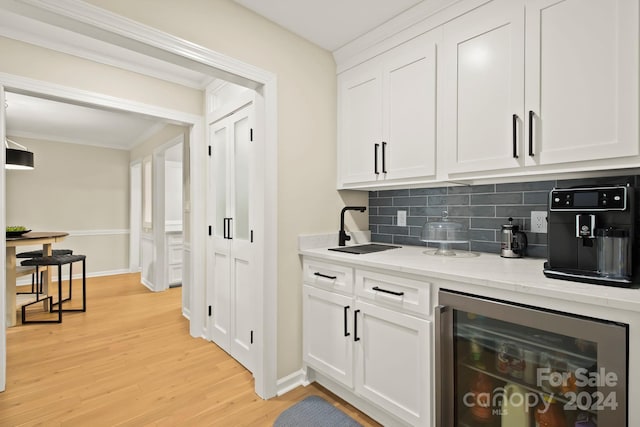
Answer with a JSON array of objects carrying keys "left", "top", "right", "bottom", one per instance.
[
  {"left": 443, "top": 0, "right": 525, "bottom": 174},
  {"left": 525, "top": 0, "right": 639, "bottom": 165},
  {"left": 207, "top": 103, "right": 256, "bottom": 374},
  {"left": 338, "top": 61, "right": 383, "bottom": 185},
  {"left": 208, "top": 117, "right": 232, "bottom": 351},
  {"left": 354, "top": 301, "right": 431, "bottom": 426},
  {"left": 228, "top": 106, "right": 256, "bottom": 373},
  {"left": 303, "top": 285, "right": 354, "bottom": 388},
  {"left": 383, "top": 32, "right": 438, "bottom": 181}
]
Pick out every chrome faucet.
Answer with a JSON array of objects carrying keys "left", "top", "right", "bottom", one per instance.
[{"left": 339, "top": 206, "right": 367, "bottom": 246}]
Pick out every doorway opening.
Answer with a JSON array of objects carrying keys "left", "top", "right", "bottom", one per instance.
[{"left": 0, "top": 0, "right": 278, "bottom": 399}]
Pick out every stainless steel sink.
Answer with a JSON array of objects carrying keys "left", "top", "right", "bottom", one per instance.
[{"left": 328, "top": 243, "right": 400, "bottom": 255}]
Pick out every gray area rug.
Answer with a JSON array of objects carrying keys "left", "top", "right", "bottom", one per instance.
[{"left": 273, "top": 395, "right": 363, "bottom": 427}]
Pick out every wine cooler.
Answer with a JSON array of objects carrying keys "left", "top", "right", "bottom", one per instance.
[{"left": 436, "top": 290, "right": 628, "bottom": 427}]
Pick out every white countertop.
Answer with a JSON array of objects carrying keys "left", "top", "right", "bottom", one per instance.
[{"left": 299, "top": 234, "right": 640, "bottom": 313}]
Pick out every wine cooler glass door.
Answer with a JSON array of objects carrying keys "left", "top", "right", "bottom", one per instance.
[{"left": 436, "top": 290, "right": 627, "bottom": 427}]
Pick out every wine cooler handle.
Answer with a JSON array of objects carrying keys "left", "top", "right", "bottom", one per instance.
[{"left": 435, "top": 305, "right": 453, "bottom": 427}]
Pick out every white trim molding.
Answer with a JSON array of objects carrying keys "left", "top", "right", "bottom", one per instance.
[
  {"left": 276, "top": 369, "right": 308, "bottom": 397},
  {"left": 66, "top": 229, "right": 129, "bottom": 237}
]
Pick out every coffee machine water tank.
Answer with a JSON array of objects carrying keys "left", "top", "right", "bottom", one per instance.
[
  {"left": 596, "top": 227, "right": 631, "bottom": 279},
  {"left": 543, "top": 184, "right": 637, "bottom": 287}
]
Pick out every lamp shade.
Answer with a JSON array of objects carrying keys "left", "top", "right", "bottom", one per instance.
[{"left": 6, "top": 148, "right": 34, "bottom": 170}]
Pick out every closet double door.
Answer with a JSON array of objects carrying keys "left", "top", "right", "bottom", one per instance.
[{"left": 207, "top": 102, "right": 256, "bottom": 373}]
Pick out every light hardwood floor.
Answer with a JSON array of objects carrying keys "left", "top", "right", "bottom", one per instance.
[{"left": 1, "top": 273, "right": 381, "bottom": 426}]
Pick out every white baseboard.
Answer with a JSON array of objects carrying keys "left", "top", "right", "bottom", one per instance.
[
  {"left": 276, "top": 369, "right": 308, "bottom": 397},
  {"left": 140, "top": 277, "right": 155, "bottom": 291},
  {"left": 310, "top": 370, "right": 402, "bottom": 427}
]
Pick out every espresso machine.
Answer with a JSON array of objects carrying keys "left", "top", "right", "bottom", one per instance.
[{"left": 543, "top": 184, "right": 638, "bottom": 287}]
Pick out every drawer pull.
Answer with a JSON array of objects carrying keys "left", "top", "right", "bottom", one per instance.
[
  {"left": 372, "top": 286, "right": 404, "bottom": 297},
  {"left": 314, "top": 272, "right": 337, "bottom": 280}
]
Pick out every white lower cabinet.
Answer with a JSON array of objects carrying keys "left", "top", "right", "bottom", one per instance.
[
  {"left": 354, "top": 300, "right": 430, "bottom": 426},
  {"left": 303, "top": 285, "right": 354, "bottom": 388},
  {"left": 303, "top": 259, "right": 431, "bottom": 426}
]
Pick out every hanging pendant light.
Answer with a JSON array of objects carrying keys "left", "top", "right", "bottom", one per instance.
[{"left": 5, "top": 138, "right": 34, "bottom": 170}]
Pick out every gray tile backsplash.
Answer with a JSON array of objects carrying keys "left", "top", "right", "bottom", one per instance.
[{"left": 369, "top": 175, "right": 639, "bottom": 258}]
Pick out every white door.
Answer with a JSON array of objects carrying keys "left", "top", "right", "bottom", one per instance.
[
  {"left": 525, "top": 0, "right": 639, "bottom": 165},
  {"left": 443, "top": 0, "right": 525, "bottom": 174},
  {"left": 208, "top": 103, "right": 256, "bottom": 373},
  {"left": 338, "top": 63, "right": 383, "bottom": 185},
  {"left": 302, "top": 285, "right": 354, "bottom": 388},
  {"left": 354, "top": 301, "right": 430, "bottom": 426},
  {"left": 383, "top": 32, "right": 438, "bottom": 181}
]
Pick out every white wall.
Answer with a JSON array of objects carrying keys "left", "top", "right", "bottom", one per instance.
[{"left": 6, "top": 136, "right": 130, "bottom": 276}]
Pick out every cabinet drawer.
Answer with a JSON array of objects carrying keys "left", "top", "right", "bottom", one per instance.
[
  {"left": 303, "top": 259, "right": 354, "bottom": 294},
  {"left": 355, "top": 269, "right": 430, "bottom": 316}
]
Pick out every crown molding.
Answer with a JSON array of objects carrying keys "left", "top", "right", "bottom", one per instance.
[
  {"left": 9, "top": 0, "right": 274, "bottom": 88},
  {"left": 0, "top": 10, "right": 212, "bottom": 90},
  {"left": 333, "top": 0, "right": 490, "bottom": 73}
]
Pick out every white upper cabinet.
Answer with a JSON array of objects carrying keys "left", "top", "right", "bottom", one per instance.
[
  {"left": 338, "top": 29, "right": 440, "bottom": 188},
  {"left": 339, "top": 63, "right": 383, "bottom": 185},
  {"left": 336, "top": 0, "right": 639, "bottom": 187},
  {"left": 443, "top": 0, "right": 639, "bottom": 176},
  {"left": 525, "top": 0, "right": 639, "bottom": 166},
  {"left": 442, "top": 0, "right": 525, "bottom": 174}
]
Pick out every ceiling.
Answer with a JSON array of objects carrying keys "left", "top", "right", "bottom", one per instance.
[
  {"left": 2, "top": 1, "right": 427, "bottom": 150},
  {"left": 233, "top": 0, "right": 425, "bottom": 51},
  {"left": 5, "top": 92, "right": 166, "bottom": 150}
]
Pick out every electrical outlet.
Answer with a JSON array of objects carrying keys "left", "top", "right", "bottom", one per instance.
[
  {"left": 531, "top": 211, "right": 548, "bottom": 233},
  {"left": 397, "top": 210, "right": 407, "bottom": 227}
]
